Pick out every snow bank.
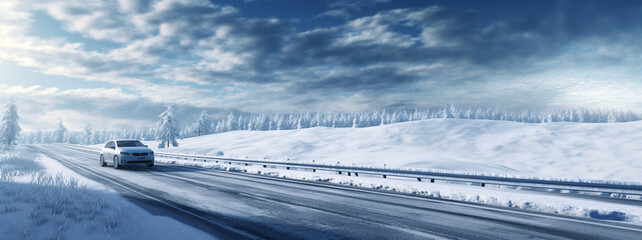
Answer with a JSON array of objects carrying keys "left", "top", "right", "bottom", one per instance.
[
  {"left": 148, "top": 119, "right": 642, "bottom": 183},
  {"left": 0, "top": 147, "right": 214, "bottom": 240},
  {"left": 155, "top": 157, "right": 642, "bottom": 225}
]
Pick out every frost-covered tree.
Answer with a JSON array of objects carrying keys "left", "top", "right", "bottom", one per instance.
[
  {"left": 237, "top": 115, "right": 244, "bottom": 131},
  {"left": 0, "top": 101, "right": 21, "bottom": 145},
  {"left": 34, "top": 129, "right": 43, "bottom": 144},
  {"left": 90, "top": 131, "right": 102, "bottom": 145},
  {"left": 155, "top": 105, "right": 181, "bottom": 148},
  {"left": 180, "top": 125, "right": 191, "bottom": 138},
  {"left": 40, "top": 130, "right": 51, "bottom": 143},
  {"left": 81, "top": 124, "right": 92, "bottom": 145},
  {"left": 193, "top": 111, "right": 212, "bottom": 136},
  {"left": 13, "top": 104, "right": 642, "bottom": 144},
  {"left": 226, "top": 112, "right": 235, "bottom": 131},
  {"left": 53, "top": 121, "right": 68, "bottom": 143}
]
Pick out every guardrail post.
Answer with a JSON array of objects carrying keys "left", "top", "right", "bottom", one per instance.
[
  {"left": 354, "top": 173, "right": 358, "bottom": 177},
  {"left": 204, "top": 160, "right": 207, "bottom": 162},
  {"left": 430, "top": 179, "right": 434, "bottom": 183},
  {"left": 417, "top": 177, "right": 422, "bottom": 182},
  {"left": 383, "top": 175, "right": 386, "bottom": 178},
  {"left": 338, "top": 171, "right": 342, "bottom": 175},
  {"left": 313, "top": 169, "right": 316, "bottom": 172},
  {"left": 287, "top": 167, "right": 290, "bottom": 170},
  {"left": 481, "top": 183, "right": 485, "bottom": 187},
  {"left": 263, "top": 165, "right": 267, "bottom": 168},
  {"left": 348, "top": 172, "right": 351, "bottom": 176},
  {"left": 245, "top": 163, "right": 248, "bottom": 166}
]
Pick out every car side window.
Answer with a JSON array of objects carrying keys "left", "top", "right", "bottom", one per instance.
[
  {"left": 110, "top": 142, "right": 115, "bottom": 148},
  {"left": 104, "top": 141, "right": 112, "bottom": 148}
]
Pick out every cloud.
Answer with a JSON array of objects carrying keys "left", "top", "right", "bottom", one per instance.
[
  {"left": 315, "top": 9, "right": 350, "bottom": 19},
  {"left": 119, "top": 0, "right": 154, "bottom": 14},
  {"left": 39, "top": 0, "right": 141, "bottom": 42},
  {"left": 0, "top": 84, "right": 229, "bottom": 131},
  {"left": 1, "top": 0, "right": 642, "bottom": 132},
  {"left": 327, "top": 0, "right": 392, "bottom": 11},
  {"left": 290, "top": 67, "right": 418, "bottom": 93}
]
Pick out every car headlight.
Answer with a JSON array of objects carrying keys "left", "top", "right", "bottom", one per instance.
[
  {"left": 149, "top": 151, "right": 154, "bottom": 155},
  {"left": 120, "top": 152, "right": 131, "bottom": 155}
]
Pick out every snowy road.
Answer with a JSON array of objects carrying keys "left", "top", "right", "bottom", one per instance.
[{"left": 30, "top": 144, "right": 642, "bottom": 240}]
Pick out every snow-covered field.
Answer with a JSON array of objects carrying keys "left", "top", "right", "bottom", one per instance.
[
  {"left": 0, "top": 147, "right": 214, "bottom": 240},
  {"left": 75, "top": 118, "right": 642, "bottom": 225},
  {"left": 148, "top": 118, "right": 642, "bottom": 183}
]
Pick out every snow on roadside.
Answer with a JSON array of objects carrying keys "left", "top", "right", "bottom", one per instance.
[
  {"left": 155, "top": 156, "right": 642, "bottom": 225},
  {"left": 0, "top": 147, "right": 215, "bottom": 240},
  {"left": 147, "top": 119, "right": 642, "bottom": 183}
]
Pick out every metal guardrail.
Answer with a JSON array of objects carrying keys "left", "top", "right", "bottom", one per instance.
[{"left": 63, "top": 144, "right": 642, "bottom": 200}]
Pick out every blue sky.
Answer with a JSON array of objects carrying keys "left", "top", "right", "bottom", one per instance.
[{"left": 0, "top": 0, "right": 641, "bottom": 131}]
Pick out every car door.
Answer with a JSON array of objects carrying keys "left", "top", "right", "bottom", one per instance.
[
  {"left": 102, "top": 141, "right": 110, "bottom": 159},
  {"left": 109, "top": 141, "right": 117, "bottom": 159},
  {"left": 104, "top": 141, "right": 115, "bottom": 160}
]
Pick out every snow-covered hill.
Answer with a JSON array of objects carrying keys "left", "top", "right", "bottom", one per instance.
[{"left": 147, "top": 119, "right": 642, "bottom": 183}]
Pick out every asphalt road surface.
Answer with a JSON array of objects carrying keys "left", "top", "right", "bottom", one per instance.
[{"left": 29, "top": 144, "right": 642, "bottom": 240}]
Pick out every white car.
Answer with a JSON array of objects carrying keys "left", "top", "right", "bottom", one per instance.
[{"left": 100, "top": 140, "right": 154, "bottom": 169}]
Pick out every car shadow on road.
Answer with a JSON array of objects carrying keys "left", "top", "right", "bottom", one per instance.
[{"left": 112, "top": 164, "right": 209, "bottom": 173}]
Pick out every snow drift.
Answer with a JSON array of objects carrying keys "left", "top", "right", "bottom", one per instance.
[{"left": 149, "top": 118, "right": 642, "bottom": 183}]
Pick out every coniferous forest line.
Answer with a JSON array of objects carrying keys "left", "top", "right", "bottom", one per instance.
[{"left": 18, "top": 105, "right": 642, "bottom": 145}]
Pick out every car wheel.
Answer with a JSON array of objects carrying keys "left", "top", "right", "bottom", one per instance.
[
  {"left": 113, "top": 156, "right": 121, "bottom": 169},
  {"left": 100, "top": 155, "right": 107, "bottom": 167}
]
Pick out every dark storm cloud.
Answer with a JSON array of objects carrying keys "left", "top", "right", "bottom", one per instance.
[
  {"left": 39, "top": 0, "right": 642, "bottom": 92},
  {"left": 291, "top": 67, "right": 418, "bottom": 93},
  {"left": 120, "top": 0, "right": 155, "bottom": 14},
  {"left": 274, "top": 6, "right": 594, "bottom": 68},
  {"left": 277, "top": 3, "right": 642, "bottom": 95},
  {"left": 159, "top": 1, "right": 642, "bottom": 94}
]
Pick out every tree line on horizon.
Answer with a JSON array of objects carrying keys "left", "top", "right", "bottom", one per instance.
[
  {"left": 17, "top": 105, "right": 183, "bottom": 148},
  {"left": 14, "top": 104, "right": 642, "bottom": 146}
]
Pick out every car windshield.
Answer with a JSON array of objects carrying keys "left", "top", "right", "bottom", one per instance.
[{"left": 117, "top": 141, "right": 145, "bottom": 147}]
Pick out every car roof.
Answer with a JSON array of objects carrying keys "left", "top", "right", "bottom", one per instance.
[{"left": 109, "top": 139, "right": 142, "bottom": 142}]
